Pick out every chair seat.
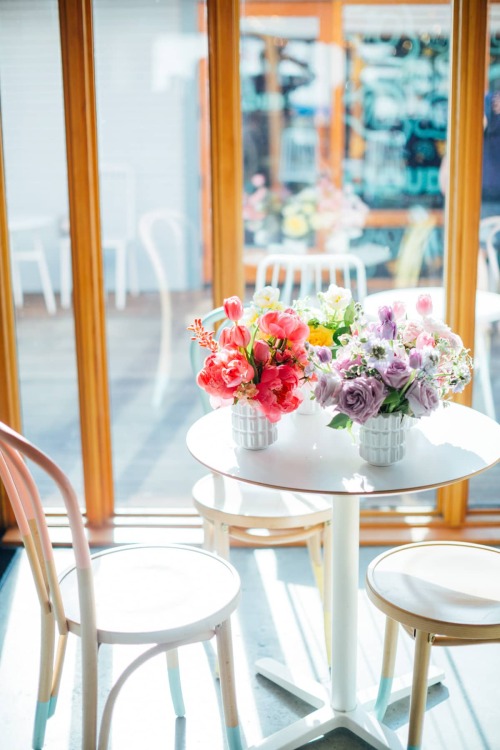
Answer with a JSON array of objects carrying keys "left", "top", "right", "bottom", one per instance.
[
  {"left": 193, "top": 473, "right": 331, "bottom": 529},
  {"left": 366, "top": 542, "right": 500, "bottom": 639},
  {"left": 59, "top": 544, "right": 240, "bottom": 645}
]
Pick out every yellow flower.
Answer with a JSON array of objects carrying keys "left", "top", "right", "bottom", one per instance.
[
  {"left": 282, "top": 213, "right": 309, "bottom": 238},
  {"left": 308, "top": 324, "right": 334, "bottom": 347}
]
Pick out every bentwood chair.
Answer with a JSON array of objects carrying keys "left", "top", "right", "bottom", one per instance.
[
  {"left": 190, "top": 305, "right": 333, "bottom": 661},
  {"left": 0, "top": 421, "right": 242, "bottom": 750},
  {"left": 366, "top": 542, "right": 500, "bottom": 750},
  {"left": 255, "top": 252, "right": 367, "bottom": 305}
]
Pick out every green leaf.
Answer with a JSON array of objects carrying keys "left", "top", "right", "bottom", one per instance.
[{"left": 327, "top": 413, "right": 352, "bottom": 430}]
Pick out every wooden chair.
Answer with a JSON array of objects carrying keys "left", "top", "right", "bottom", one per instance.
[
  {"left": 190, "top": 306, "right": 333, "bottom": 661},
  {"left": 0, "top": 421, "right": 242, "bottom": 750},
  {"left": 255, "top": 251, "right": 367, "bottom": 305},
  {"left": 366, "top": 541, "right": 500, "bottom": 750}
]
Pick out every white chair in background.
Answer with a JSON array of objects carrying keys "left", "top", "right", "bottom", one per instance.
[
  {"left": 9, "top": 216, "right": 57, "bottom": 315},
  {"left": 60, "top": 163, "right": 139, "bottom": 310},
  {"left": 138, "top": 209, "right": 193, "bottom": 408},
  {"left": 479, "top": 216, "right": 500, "bottom": 293},
  {"left": 255, "top": 251, "right": 367, "bottom": 304},
  {"left": 0, "top": 420, "right": 242, "bottom": 750}
]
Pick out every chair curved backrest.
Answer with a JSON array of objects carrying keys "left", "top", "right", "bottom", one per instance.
[
  {"left": 138, "top": 209, "right": 196, "bottom": 407},
  {"left": 255, "top": 252, "right": 367, "bottom": 305},
  {"left": 479, "top": 216, "right": 500, "bottom": 292}
]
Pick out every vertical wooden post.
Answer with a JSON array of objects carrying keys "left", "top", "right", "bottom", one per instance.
[
  {"left": 58, "top": 0, "right": 114, "bottom": 525},
  {"left": 0, "top": 121, "right": 21, "bottom": 529},
  {"left": 439, "top": 0, "right": 488, "bottom": 526},
  {"left": 207, "top": 0, "right": 244, "bottom": 305}
]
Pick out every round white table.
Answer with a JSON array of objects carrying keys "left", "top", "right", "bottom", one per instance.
[{"left": 186, "top": 403, "right": 500, "bottom": 750}]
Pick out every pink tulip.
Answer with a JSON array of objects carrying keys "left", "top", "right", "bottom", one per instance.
[
  {"left": 223, "top": 296, "right": 244, "bottom": 322},
  {"left": 259, "top": 310, "right": 310, "bottom": 343},
  {"left": 253, "top": 339, "right": 271, "bottom": 364},
  {"left": 416, "top": 294, "right": 433, "bottom": 317},
  {"left": 392, "top": 300, "right": 406, "bottom": 320},
  {"left": 228, "top": 324, "right": 251, "bottom": 348}
]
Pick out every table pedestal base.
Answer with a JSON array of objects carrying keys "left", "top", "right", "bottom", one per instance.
[{"left": 249, "top": 657, "right": 444, "bottom": 750}]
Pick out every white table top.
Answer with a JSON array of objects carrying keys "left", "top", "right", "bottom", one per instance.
[
  {"left": 363, "top": 285, "right": 500, "bottom": 325},
  {"left": 186, "top": 402, "right": 500, "bottom": 498}
]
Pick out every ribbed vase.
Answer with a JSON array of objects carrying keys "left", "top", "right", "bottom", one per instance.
[
  {"left": 359, "top": 412, "right": 412, "bottom": 466},
  {"left": 296, "top": 382, "right": 322, "bottom": 415},
  {"left": 231, "top": 401, "right": 277, "bottom": 450}
]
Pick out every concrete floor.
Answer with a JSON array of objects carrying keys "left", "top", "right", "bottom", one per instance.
[{"left": 1, "top": 544, "right": 499, "bottom": 750}]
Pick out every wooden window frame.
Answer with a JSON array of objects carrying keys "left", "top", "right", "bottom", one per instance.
[{"left": 1, "top": 0, "right": 500, "bottom": 546}]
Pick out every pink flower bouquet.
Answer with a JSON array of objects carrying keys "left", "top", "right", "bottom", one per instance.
[
  {"left": 188, "top": 293, "right": 311, "bottom": 423},
  {"left": 312, "top": 293, "right": 473, "bottom": 430}
]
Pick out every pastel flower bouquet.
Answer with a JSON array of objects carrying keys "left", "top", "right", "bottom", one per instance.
[
  {"left": 312, "top": 293, "right": 473, "bottom": 431},
  {"left": 188, "top": 290, "right": 311, "bottom": 424}
]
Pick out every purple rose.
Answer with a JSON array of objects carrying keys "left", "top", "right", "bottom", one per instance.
[
  {"left": 380, "top": 359, "right": 412, "bottom": 389},
  {"left": 376, "top": 306, "right": 397, "bottom": 340},
  {"left": 315, "top": 372, "right": 342, "bottom": 408},
  {"left": 337, "top": 376, "right": 387, "bottom": 425},
  {"left": 406, "top": 378, "right": 440, "bottom": 417}
]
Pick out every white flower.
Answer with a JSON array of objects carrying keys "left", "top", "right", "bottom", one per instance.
[
  {"left": 319, "top": 284, "right": 352, "bottom": 312},
  {"left": 422, "top": 316, "right": 450, "bottom": 334},
  {"left": 253, "top": 286, "right": 281, "bottom": 309}
]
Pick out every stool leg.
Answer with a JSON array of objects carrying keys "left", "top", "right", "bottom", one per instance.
[
  {"left": 407, "top": 630, "right": 433, "bottom": 750},
  {"left": 167, "top": 649, "right": 185, "bottom": 717},
  {"left": 374, "top": 616, "right": 399, "bottom": 721},
  {"left": 214, "top": 521, "right": 230, "bottom": 560},
  {"left": 216, "top": 620, "right": 243, "bottom": 750}
]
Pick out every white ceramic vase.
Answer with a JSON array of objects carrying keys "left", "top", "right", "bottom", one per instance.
[
  {"left": 359, "top": 412, "right": 413, "bottom": 466},
  {"left": 231, "top": 401, "right": 277, "bottom": 450},
  {"left": 296, "top": 382, "right": 322, "bottom": 415}
]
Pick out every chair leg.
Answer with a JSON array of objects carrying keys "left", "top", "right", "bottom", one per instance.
[
  {"left": 48, "top": 634, "right": 68, "bottom": 718},
  {"left": 306, "top": 530, "right": 324, "bottom": 597},
  {"left": 59, "top": 236, "right": 72, "bottom": 309},
  {"left": 215, "top": 620, "right": 243, "bottom": 750},
  {"left": 214, "top": 521, "right": 231, "bottom": 560},
  {"left": 407, "top": 630, "right": 433, "bottom": 750},
  {"left": 166, "top": 649, "right": 185, "bottom": 717},
  {"left": 32, "top": 610, "right": 55, "bottom": 750},
  {"left": 374, "top": 616, "right": 399, "bottom": 721},
  {"left": 34, "top": 239, "right": 57, "bottom": 315},
  {"left": 114, "top": 241, "right": 127, "bottom": 310},
  {"left": 202, "top": 518, "right": 215, "bottom": 552},
  {"left": 11, "top": 257, "right": 24, "bottom": 308}
]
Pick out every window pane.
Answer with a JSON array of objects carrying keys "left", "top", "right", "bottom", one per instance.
[
  {"left": 240, "top": 1, "right": 452, "bottom": 512},
  {"left": 92, "top": 0, "right": 211, "bottom": 510},
  {"left": 469, "top": 5, "right": 500, "bottom": 510},
  {"left": 0, "top": 0, "right": 83, "bottom": 507}
]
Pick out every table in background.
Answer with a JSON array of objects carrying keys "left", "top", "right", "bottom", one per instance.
[{"left": 186, "top": 403, "right": 500, "bottom": 750}]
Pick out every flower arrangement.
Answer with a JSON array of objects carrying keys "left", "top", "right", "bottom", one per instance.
[
  {"left": 243, "top": 174, "right": 368, "bottom": 246},
  {"left": 281, "top": 177, "right": 368, "bottom": 241},
  {"left": 312, "top": 293, "right": 473, "bottom": 430},
  {"left": 188, "top": 290, "right": 311, "bottom": 423}
]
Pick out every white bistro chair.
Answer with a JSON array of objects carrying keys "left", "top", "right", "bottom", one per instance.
[
  {"left": 0, "top": 421, "right": 242, "bottom": 750},
  {"left": 9, "top": 216, "right": 57, "bottom": 315},
  {"left": 60, "top": 164, "right": 139, "bottom": 310},
  {"left": 255, "top": 251, "right": 367, "bottom": 305}
]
